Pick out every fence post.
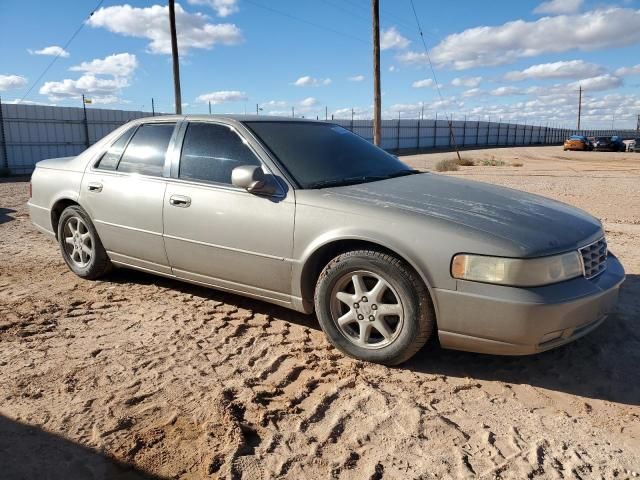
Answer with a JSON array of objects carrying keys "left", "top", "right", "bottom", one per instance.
[
  {"left": 462, "top": 115, "right": 466, "bottom": 147},
  {"left": 475, "top": 119, "right": 480, "bottom": 145},
  {"left": 506, "top": 123, "right": 510, "bottom": 146},
  {"left": 0, "top": 96, "right": 8, "bottom": 171},
  {"left": 396, "top": 116, "right": 401, "bottom": 151},
  {"left": 82, "top": 94, "right": 90, "bottom": 149},
  {"left": 486, "top": 118, "right": 490, "bottom": 145},
  {"left": 416, "top": 119, "right": 420, "bottom": 150},
  {"left": 433, "top": 113, "right": 437, "bottom": 148},
  {"left": 448, "top": 116, "right": 452, "bottom": 148},
  {"left": 514, "top": 123, "right": 518, "bottom": 145}
]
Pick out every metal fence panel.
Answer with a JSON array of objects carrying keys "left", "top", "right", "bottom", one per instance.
[{"left": 0, "top": 103, "right": 637, "bottom": 174}]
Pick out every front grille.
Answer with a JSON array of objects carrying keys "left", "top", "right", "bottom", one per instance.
[{"left": 579, "top": 237, "right": 607, "bottom": 279}]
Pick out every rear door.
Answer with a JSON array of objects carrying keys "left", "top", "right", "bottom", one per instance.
[
  {"left": 162, "top": 120, "right": 295, "bottom": 304},
  {"left": 81, "top": 121, "right": 178, "bottom": 273}
]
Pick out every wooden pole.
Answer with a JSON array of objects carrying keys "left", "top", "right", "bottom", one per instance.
[
  {"left": 168, "top": 0, "right": 182, "bottom": 114},
  {"left": 372, "top": 0, "right": 381, "bottom": 146}
]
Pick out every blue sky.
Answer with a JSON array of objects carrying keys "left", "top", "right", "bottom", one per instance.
[{"left": 1, "top": 0, "right": 639, "bottom": 128}]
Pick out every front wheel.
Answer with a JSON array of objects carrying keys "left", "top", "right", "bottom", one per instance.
[
  {"left": 314, "top": 250, "right": 435, "bottom": 365},
  {"left": 57, "top": 205, "right": 111, "bottom": 279}
]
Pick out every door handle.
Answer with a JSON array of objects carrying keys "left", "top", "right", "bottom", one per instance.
[
  {"left": 169, "top": 195, "right": 191, "bottom": 207},
  {"left": 87, "top": 182, "right": 103, "bottom": 192}
]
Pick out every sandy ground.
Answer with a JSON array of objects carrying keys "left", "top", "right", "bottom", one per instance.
[{"left": 1, "top": 146, "right": 639, "bottom": 479}]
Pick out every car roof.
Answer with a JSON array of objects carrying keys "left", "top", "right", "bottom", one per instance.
[{"left": 130, "top": 114, "right": 326, "bottom": 124}]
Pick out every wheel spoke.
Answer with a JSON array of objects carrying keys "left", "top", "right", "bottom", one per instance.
[
  {"left": 377, "top": 303, "right": 402, "bottom": 317},
  {"left": 65, "top": 236, "right": 74, "bottom": 245},
  {"left": 337, "top": 310, "right": 356, "bottom": 327},
  {"left": 352, "top": 274, "right": 366, "bottom": 297},
  {"left": 71, "top": 250, "right": 80, "bottom": 262},
  {"left": 368, "top": 277, "right": 388, "bottom": 303},
  {"left": 357, "top": 323, "right": 372, "bottom": 345},
  {"left": 335, "top": 291, "right": 353, "bottom": 306},
  {"left": 372, "top": 318, "right": 392, "bottom": 340},
  {"left": 80, "top": 232, "right": 90, "bottom": 241},
  {"left": 81, "top": 243, "right": 92, "bottom": 256}
]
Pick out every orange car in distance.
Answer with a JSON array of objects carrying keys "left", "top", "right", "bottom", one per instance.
[{"left": 564, "top": 135, "right": 593, "bottom": 151}]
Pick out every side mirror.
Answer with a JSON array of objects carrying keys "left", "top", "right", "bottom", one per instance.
[{"left": 231, "top": 165, "right": 277, "bottom": 195}]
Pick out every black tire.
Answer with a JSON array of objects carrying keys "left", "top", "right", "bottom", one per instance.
[
  {"left": 57, "top": 205, "right": 111, "bottom": 279},
  {"left": 314, "top": 249, "right": 435, "bottom": 365}
]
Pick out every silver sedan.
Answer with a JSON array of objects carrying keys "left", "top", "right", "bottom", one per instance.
[{"left": 28, "top": 115, "right": 625, "bottom": 365}]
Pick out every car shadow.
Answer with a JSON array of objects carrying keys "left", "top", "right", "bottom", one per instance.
[
  {"left": 0, "top": 414, "right": 165, "bottom": 480},
  {"left": 0, "top": 208, "right": 16, "bottom": 224},
  {"left": 105, "top": 269, "right": 640, "bottom": 406}
]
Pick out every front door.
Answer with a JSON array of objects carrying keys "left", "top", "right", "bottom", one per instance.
[{"left": 162, "top": 121, "right": 295, "bottom": 304}]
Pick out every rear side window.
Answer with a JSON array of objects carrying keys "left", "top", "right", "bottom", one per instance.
[
  {"left": 179, "top": 122, "right": 261, "bottom": 185},
  {"left": 96, "top": 126, "right": 137, "bottom": 170},
  {"left": 117, "top": 123, "right": 176, "bottom": 176}
]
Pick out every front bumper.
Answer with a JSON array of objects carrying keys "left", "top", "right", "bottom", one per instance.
[{"left": 433, "top": 255, "right": 625, "bottom": 355}]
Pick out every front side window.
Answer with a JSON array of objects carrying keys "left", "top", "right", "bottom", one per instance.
[
  {"left": 96, "top": 126, "right": 137, "bottom": 170},
  {"left": 179, "top": 122, "right": 261, "bottom": 184},
  {"left": 244, "top": 121, "right": 415, "bottom": 189},
  {"left": 117, "top": 123, "right": 176, "bottom": 176}
]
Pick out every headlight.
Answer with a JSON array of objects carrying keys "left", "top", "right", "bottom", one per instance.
[{"left": 451, "top": 251, "right": 583, "bottom": 287}]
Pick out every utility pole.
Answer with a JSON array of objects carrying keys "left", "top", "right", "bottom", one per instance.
[
  {"left": 325, "top": 106, "right": 328, "bottom": 121},
  {"left": 151, "top": 97, "right": 155, "bottom": 116},
  {"left": 168, "top": 0, "right": 182, "bottom": 114},
  {"left": 256, "top": 104, "right": 259, "bottom": 115},
  {"left": 577, "top": 85, "right": 582, "bottom": 130},
  {"left": 291, "top": 106, "right": 295, "bottom": 118},
  {"left": 208, "top": 101, "right": 211, "bottom": 115},
  {"left": 372, "top": 0, "right": 381, "bottom": 146},
  {"left": 81, "top": 94, "right": 90, "bottom": 148}
]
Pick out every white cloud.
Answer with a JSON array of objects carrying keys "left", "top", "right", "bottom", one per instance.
[
  {"left": 187, "top": 0, "right": 238, "bottom": 17},
  {"left": 88, "top": 3, "right": 243, "bottom": 54},
  {"left": 0, "top": 74, "right": 28, "bottom": 91},
  {"left": 462, "top": 88, "right": 483, "bottom": 97},
  {"left": 505, "top": 60, "right": 604, "bottom": 81},
  {"left": 568, "top": 74, "right": 622, "bottom": 91},
  {"left": 380, "top": 27, "right": 409, "bottom": 50},
  {"left": 70, "top": 53, "right": 138, "bottom": 78},
  {"left": 388, "top": 65, "right": 397, "bottom": 72},
  {"left": 401, "top": 8, "right": 640, "bottom": 70},
  {"left": 451, "top": 76, "right": 482, "bottom": 88},
  {"left": 348, "top": 75, "right": 365, "bottom": 82},
  {"left": 292, "top": 76, "right": 331, "bottom": 87},
  {"left": 615, "top": 64, "right": 640, "bottom": 76},
  {"left": 299, "top": 97, "right": 318, "bottom": 107},
  {"left": 534, "top": 0, "right": 583, "bottom": 15},
  {"left": 38, "top": 52, "right": 138, "bottom": 102},
  {"left": 490, "top": 86, "right": 526, "bottom": 96},
  {"left": 39, "top": 75, "right": 129, "bottom": 102},
  {"left": 196, "top": 90, "right": 247, "bottom": 104},
  {"left": 28, "top": 46, "right": 70, "bottom": 58},
  {"left": 412, "top": 79, "right": 434, "bottom": 89},
  {"left": 264, "top": 100, "right": 287, "bottom": 108}
]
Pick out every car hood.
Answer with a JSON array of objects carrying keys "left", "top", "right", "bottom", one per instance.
[{"left": 323, "top": 173, "right": 602, "bottom": 256}]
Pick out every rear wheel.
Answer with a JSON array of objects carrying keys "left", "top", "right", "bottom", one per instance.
[
  {"left": 57, "top": 205, "right": 111, "bottom": 279},
  {"left": 314, "top": 250, "right": 434, "bottom": 365}
]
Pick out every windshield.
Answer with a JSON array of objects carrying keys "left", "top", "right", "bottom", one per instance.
[{"left": 244, "top": 121, "right": 417, "bottom": 188}]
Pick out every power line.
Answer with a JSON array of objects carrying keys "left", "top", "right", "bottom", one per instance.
[
  {"left": 244, "top": 0, "right": 368, "bottom": 44},
  {"left": 19, "top": 0, "right": 105, "bottom": 103},
  {"left": 408, "top": 0, "right": 461, "bottom": 159}
]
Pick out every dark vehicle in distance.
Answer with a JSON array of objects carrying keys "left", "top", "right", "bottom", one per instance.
[
  {"left": 593, "top": 136, "right": 626, "bottom": 152},
  {"left": 563, "top": 135, "right": 593, "bottom": 151}
]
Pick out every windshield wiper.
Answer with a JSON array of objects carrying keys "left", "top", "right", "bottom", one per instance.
[{"left": 306, "top": 169, "right": 420, "bottom": 189}]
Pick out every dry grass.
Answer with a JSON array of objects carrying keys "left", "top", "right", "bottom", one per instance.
[
  {"left": 435, "top": 156, "right": 475, "bottom": 171},
  {"left": 480, "top": 156, "right": 507, "bottom": 167},
  {"left": 435, "top": 159, "right": 460, "bottom": 171}
]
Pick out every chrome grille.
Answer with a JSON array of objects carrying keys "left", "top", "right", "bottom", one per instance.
[{"left": 579, "top": 237, "right": 607, "bottom": 279}]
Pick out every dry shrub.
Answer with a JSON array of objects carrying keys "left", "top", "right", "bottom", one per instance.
[
  {"left": 511, "top": 162, "right": 523, "bottom": 167},
  {"left": 480, "top": 156, "right": 507, "bottom": 167},
  {"left": 435, "top": 159, "right": 460, "bottom": 172},
  {"left": 456, "top": 157, "right": 475, "bottom": 166}
]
